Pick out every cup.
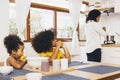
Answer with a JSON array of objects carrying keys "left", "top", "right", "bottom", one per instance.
[
  {"left": 41, "top": 60, "right": 49, "bottom": 72},
  {"left": 60, "top": 58, "right": 68, "bottom": 70},
  {"left": 26, "top": 73, "right": 42, "bottom": 80},
  {"left": 52, "top": 59, "right": 60, "bottom": 71}
]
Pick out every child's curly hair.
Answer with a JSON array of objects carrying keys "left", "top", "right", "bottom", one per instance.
[
  {"left": 4, "top": 35, "right": 24, "bottom": 54},
  {"left": 32, "top": 30, "right": 54, "bottom": 53}
]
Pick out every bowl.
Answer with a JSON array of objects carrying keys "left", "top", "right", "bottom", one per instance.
[
  {"left": 0, "top": 66, "right": 13, "bottom": 75},
  {"left": 26, "top": 57, "right": 48, "bottom": 69},
  {"left": 26, "top": 73, "right": 42, "bottom": 80}
]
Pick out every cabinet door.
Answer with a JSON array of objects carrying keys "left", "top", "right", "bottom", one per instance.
[
  {"left": 104, "top": 57, "right": 120, "bottom": 64},
  {"left": 102, "top": 47, "right": 114, "bottom": 57},
  {"left": 102, "top": 47, "right": 120, "bottom": 64}
]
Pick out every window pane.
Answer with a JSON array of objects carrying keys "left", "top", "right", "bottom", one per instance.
[
  {"left": 30, "top": 8, "right": 54, "bottom": 38},
  {"left": 57, "top": 12, "right": 73, "bottom": 38},
  {"left": 9, "top": 3, "right": 18, "bottom": 35}
]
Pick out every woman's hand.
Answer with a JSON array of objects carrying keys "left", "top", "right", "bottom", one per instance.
[{"left": 102, "top": 27, "right": 106, "bottom": 31}]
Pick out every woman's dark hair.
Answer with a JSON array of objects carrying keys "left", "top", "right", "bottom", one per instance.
[
  {"left": 32, "top": 30, "right": 54, "bottom": 53},
  {"left": 4, "top": 35, "right": 24, "bottom": 54},
  {"left": 86, "top": 9, "right": 101, "bottom": 23}
]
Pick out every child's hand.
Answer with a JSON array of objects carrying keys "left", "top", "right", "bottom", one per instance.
[
  {"left": 56, "top": 41, "right": 61, "bottom": 46},
  {"left": 56, "top": 40, "right": 63, "bottom": 47},
  {"left": 61, "top": 42, "right": 64, "bottom": 47}
]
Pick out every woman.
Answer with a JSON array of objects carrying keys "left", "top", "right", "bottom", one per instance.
[{"left": 85, "top": 9, "right": 107, "bottom": 62}]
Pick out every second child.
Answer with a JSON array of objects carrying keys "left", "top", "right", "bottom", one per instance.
[{"left": 32, "top": 30, "right": 71, "bottom": 63}]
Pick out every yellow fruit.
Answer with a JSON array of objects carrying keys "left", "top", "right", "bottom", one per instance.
[{"left": 19, "top": 56, "right": 25, "bottom": 62}]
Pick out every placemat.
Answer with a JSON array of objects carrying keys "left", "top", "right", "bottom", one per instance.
[
  {"left": 0, "top": 76, "right": 11, "bottom": 80},
  {"left": 68, "top": 61, "right": 88, "bottom": 67},
  {"left": 42, "top": 73, "right": 89, "bottom": 80},
  {"left": 0, "top": 69, "right": 33, "bottom": 77},
  {"left": 77, "top": 65, "right": 120, "bottom": 74}
]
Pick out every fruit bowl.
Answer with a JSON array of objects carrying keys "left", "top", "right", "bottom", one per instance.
[{"left": 26, "top": 57, "right": 48, "bottom": 69}]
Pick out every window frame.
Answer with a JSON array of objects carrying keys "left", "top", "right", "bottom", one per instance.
[{"left": 25, "top": 2, "right": 73, "bottom": 42}]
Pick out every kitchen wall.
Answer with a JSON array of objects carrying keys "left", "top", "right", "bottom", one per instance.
[
  {"left": 0, "top": 0, "right": 9, "bottom": 62},
  {"left": 100, "top": 13, "right": 120, "bottom": 43}
]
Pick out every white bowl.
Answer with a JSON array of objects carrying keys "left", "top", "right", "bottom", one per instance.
[
  {"left": 26, "top": 57, "right": 48, "bottom": 69},
  {"left": 26, "top": 73, "right": 42, "bottom": 80},
  {"left": 0, "top": 66, "right": 13, "bottom": 75}
]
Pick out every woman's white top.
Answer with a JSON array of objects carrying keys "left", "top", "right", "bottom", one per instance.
[{"left": 85, "top": 21, "right": 107, "bottom": 53}]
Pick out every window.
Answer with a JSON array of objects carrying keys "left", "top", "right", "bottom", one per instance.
[
  {"left": 28, "top": 2, "right": 72, "bottom": 41},
  {"left": 57, "top": 12, "right": 73, "bottom": 39},
  {"left": 10, "top": 0, "right": 81, "bottom": 42},
  {"left": 30, "top": 8, "right": 54, "bottom": 38}
]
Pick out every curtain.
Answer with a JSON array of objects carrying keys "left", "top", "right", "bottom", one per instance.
[
  {"left": 68, "top": 0, "right": 82, "bottom": 55},
  {"left": 15, "top": 0, "right": 31, "bottom": 41}
]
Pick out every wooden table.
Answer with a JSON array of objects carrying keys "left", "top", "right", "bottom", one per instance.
[{"left": 1, "top": 61, "right": 120, "bottom": 80}]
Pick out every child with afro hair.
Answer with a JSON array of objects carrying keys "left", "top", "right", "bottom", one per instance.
[
  {"left": 32, "top": 29, "right": 71, "bottom": 62},
  {"left": 4, "top": 35, "right": 27, "bottom": 69}
]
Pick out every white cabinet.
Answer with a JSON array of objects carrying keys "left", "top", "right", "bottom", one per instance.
[
  {"left": 114, "top": 0, "right": 120, "bottom": 13},
  {"left": 101, "top": 47, "right": 120, "bottom": 64}
]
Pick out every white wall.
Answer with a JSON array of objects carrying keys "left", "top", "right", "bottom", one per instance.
[
  {"left": 24, "top": 42, "right": 39, "bottom": 57},
  {"left": 100, "top": 13, "right": 120, "bottom": 43},
  {"left": 0, "top": 0, "right": 9, "bottom": 62},
  {"left": 101, "top": 13, "right": 120, "bottom": 34}
]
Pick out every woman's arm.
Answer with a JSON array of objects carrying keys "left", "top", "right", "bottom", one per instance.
[{"left": 95, "top": 23, "right": 107, "bottom": 36}]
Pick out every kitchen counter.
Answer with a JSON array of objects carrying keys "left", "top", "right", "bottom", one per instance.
[
  {"left": 80, "top": 43, "right": 120, "bottom": 47},
  {"left": 101, "top": 45, "right": 120, "bottom": 64},
  {"left": 102, "top": 44, "right": 120, "bottom": 47}
]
